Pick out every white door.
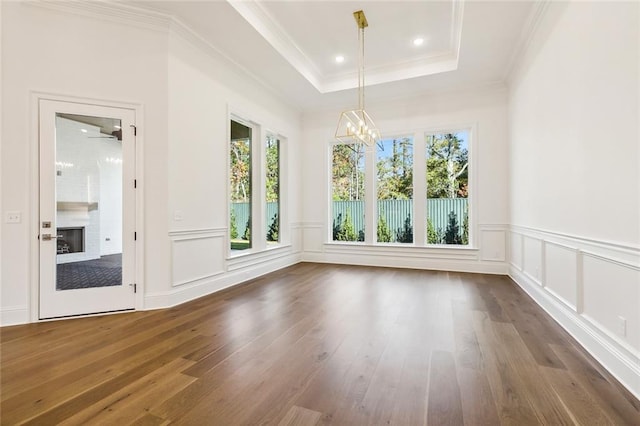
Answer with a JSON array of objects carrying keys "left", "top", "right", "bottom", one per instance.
[{"left": 39, "top": 99, "right": 136, "bottom": 319}]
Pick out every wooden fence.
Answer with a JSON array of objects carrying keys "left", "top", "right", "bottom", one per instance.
[{"left": 231, "top": 199, "right": 468, "bottom": 240}]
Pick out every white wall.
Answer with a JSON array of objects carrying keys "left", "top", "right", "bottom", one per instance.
[
  {"left": 0, "top": 2, "right": 302, "bottom": 324},
  {"left": 1, "top": 2, "right": 169, "bottom": 324},
  {"left": 300, "top": 86, "right": 509, "bottom": 273},
  {"left": 151, "top": 29, "right": 303, "bottom": 308},
  {"left": 508, "top": 2, "right": 640, "bottom": 398}
]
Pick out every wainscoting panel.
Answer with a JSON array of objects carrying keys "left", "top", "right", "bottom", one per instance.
[
  {"left": 523, "top": 235, "right": 543, "bottom": 285},
  {"left": 169, "top": 228, "right": 225, "bottom": 287},
  {"left": 509, "top": 225, "right": 640, "bottom": 400},
  {"left": 302, "top": 222, "right": 324, "bottom": 253},
  {"left": 291, "top": 222, "right": 303, "bottom": 253},
  {"left": 544, "top": 242, "right": 578, "bottom": 310},
  {"left": 510, "top": 232, "right": 523, "bottom": 270},
  {"left": 582, "top": 253, "right": 640, "bottom": 352},
  {"left": 479, "top": 228, "right": 506, "bottom": 261},
  {"left": 301, "top": 224, "right": 508, "bottom": 274}
]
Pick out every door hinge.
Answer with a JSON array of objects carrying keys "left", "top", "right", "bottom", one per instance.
[
  {"left": 130, "top": 283, "right": 137, "bottom": 293},
  {"left": 134, "top": 179, "right": 137, "bottom": 188},
  {"left": 130, "top": 124, "right": 137, "bottom": 136},
  {"left": 134, "top": 231, "right": 137, "bottom": 241}
]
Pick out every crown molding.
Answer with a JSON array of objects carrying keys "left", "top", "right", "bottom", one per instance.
[
  {"left": 227, "top": 0, "right": 464, "bottom": 94},
  {"left": 27, "top": 0, "right": 298, "bottom": 109},
  {"left": 503, "top": 1, "right": 551, "bottom": 83},
  {"left": 28, "top": 0, "right": 172, "bottom": 33},
  {"left": 227, "top": 0, "right": 324, "bottom": 92},
  {"left": 167, "top": 15, "right": 283, "bottom": 102}
]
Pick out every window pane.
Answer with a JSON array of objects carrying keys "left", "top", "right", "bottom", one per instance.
[
  {"left": 230, "top": 120, "right": 252, "bottom": 251},
  {"left": 266, "top": 135, "right": 280, "bottom": 244},
  {"left": 425, "top": 131, "right": 469, "bottom": 245},
  {"left": 376, "top": 137, "right": 413, "bottom": 243},
  {"left": 332, "top": 144, "right": 365, "bottom": 242}
]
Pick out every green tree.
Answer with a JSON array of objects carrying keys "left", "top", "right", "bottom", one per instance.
[
  {"left": 376, "top": 138, "right": 413, "bottom": 200},
  {"left": 333, "top": 213, "right": 343, "bottom": 241},
  {"left": 266, "top": 137, "right": 279, "bottom": 203},
  {"left": 444, "top": 211, "right": 462, "bottom": 244},
  {"left": 333, "top": 144, "right": 365, "bottom": 201},
  {"left": 266, "top": 213, "right": 279, "bottom": 242},
  {"left": 396, "top": 214, "right": 413, "bottom": 243},
  {"left": 337, "top": 210, "right": 357, "bottom": 241},
  {"left": 230, "top": 138, "right": 251, "bottom": 202},
  {"left": 242, "top": 216, "right": 251, "bottom": 241},
  {"left": 462, "top": 211, "right": 469, "bottom": 245},
  {"left": 377, "top": 215, "right": 392, "bottom": 242},
  {"left": 427, "top": 218, "right": 442, "bottom": 244},
  {"left": 426, "top": 133, "right": 468, "bottom": 199},
  {"left": 230, "top": 208, "right": 238, "bottom": 239}
]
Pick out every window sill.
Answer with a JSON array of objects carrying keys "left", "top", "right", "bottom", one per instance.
[
  {"left": 324, "top": 242, "right": 478, "bottom": 251},
  {"left": 227, "top": 243, "right": 292, "bottom": 262}
]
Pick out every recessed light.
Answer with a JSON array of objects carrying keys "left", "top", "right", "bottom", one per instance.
[
  {"left": 335, "top": 55, "right": 345, "bottom": 63},
  {"left": 413, "top": 37, "right": 424, "bottom": 46},
  {"left": 80, "top": 129, "right": 88, "bottom": 133}
]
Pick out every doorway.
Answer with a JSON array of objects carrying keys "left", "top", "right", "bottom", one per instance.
[{"left": 39, "top": 99, "right": 137, "bottom": 319}]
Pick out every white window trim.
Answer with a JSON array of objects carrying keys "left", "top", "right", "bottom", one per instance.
[
  {"left": 327, "top": 122, "right": 478, "bottom": 249},
  {"left": 264, "top": 132, "right": 288, "bottom": 248},
  {"left": 228, "top": 113, "right": 290, "bottom": 259}
]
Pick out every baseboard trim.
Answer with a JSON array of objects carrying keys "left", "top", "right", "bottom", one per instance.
[
  {"left": 0, "top": 306, "right": 29, "bottom": 327},
  {"left": 302, "top": 252, "right": 508, "bottom": 275},
  {"left": 509, "top": 266, "right": 640, "bottom": 400},
  {"left": 145, "top": 253, "right": 301, "bottom": 310}
]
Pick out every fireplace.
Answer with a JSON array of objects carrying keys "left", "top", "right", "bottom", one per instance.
[{"left": 57, "top": 227, "right": 85, "bottom": 254}]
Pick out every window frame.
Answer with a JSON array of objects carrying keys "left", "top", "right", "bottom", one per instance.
[
  {"left": 327, "top": 123, "right": 476, "bottom": 249},
  {"left": 424, "top": 125, "right": 475, "bottom": 248},
  {"left": 328, "top": 140, "right": 368, "bottom": 244},
  {"left": 229, "top": 116, "right": 255, "bottom": 254},
  {"left": 264, "top": 132, "right": 286, "bottom": 248},
  {"left": 374, "top": 134, "right": 416, "bottom": 245}
]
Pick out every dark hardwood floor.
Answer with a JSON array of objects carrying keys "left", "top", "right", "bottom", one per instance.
[{"left": 2, "top": 263, "right": 639, "bottom": 425}]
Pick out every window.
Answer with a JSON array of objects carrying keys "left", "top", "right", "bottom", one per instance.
[
  {"left": 329, "top": 128, "right": 472, "bottom": 247},
  {"left": 426, "top": 131, "right": 470, "bottom": 245},
  {"left": 332, "top": 143, "right": 365, "bottom": 242},
  {"left": 376, "top": 137, "right": 414, "bottom": 243},
  {"left": 265, "top": 135, "right": 280, "bottom": 245},
  {"left": 230, "top": 119, "right": 252, "bottom": 251}
]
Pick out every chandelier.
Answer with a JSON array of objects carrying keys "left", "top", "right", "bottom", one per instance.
[{"left": 335, "top": 10, "right": 379, "bottom": 146}]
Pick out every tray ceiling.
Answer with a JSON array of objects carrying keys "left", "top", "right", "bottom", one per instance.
[{"left": 118, "top": 1, "right": 538, "bottom": 109}]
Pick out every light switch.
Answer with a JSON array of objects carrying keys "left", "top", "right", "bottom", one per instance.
[{"left": 5, "top": 211, "right": 21, "bottom": 224}]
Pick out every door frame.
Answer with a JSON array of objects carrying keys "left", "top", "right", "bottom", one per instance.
[{"left": 29, "top": 91, "right": 145, "bottom": 322}]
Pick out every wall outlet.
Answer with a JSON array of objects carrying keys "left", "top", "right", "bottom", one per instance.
[
  {"left": 616, "top": 316, "right": 627, "bottom": 337},
  {"left": 5, "top": 211, "right": 21, "bottom": 224}
]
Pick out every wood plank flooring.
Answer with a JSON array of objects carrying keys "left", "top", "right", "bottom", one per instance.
[{"left": 2, "top": 263, "right": 639, "bottom": 425}]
